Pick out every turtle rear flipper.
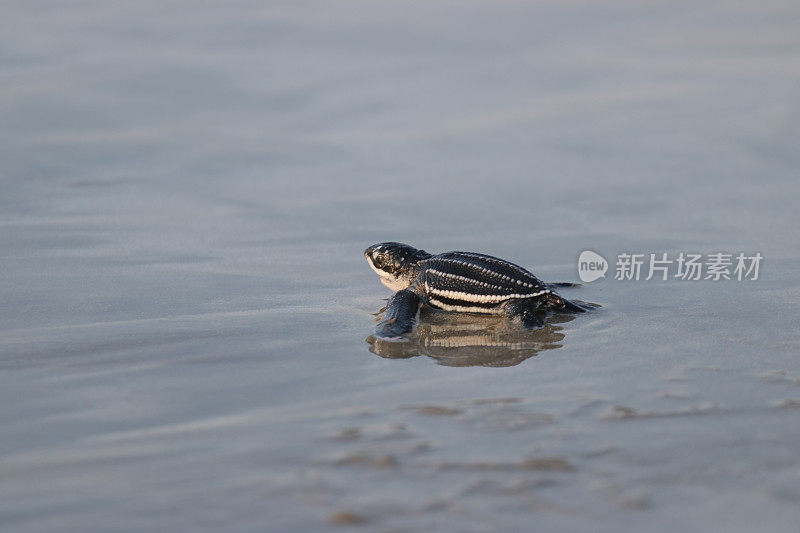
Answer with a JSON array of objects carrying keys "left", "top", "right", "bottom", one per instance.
[
  {"left": 545, "top": 282, "right": 582, "bottom": 289},
  {"left": 540, "top": 293, "right": 599, "bottom": 314},
  {"left": 502, "top": 299, "right": 545, "bottom": 329},
  {"left": 375, "top": 289, "right": 421, "bottom": 340}
]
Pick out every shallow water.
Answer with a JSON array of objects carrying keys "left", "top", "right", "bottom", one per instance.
[{"left": 2, "top": 1, "right": 800, "bottom": 531}]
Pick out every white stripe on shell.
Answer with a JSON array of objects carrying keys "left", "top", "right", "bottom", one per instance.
[
  {"left": 425, "top": 284, "right": 549, "bottom": 303},
  {"left": 432, "top": 258, "right": 539, "bottom": 288},
  {"left": 455, "top": 252, "right": 534, "bottom": 273},
  {"left": 427, "top": 268, "right": 505, "bottom": 291},
  {"left": 427, "top": 297, "right": 505, "bottom": 314}
]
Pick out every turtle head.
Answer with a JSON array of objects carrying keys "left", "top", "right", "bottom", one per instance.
[{"left": 364, "top": 242, "right": 429, "bottom": 292}]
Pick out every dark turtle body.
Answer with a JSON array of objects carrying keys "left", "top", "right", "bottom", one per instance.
[{"left": 365, "top": 242, "right": 594, "bottom": 340}]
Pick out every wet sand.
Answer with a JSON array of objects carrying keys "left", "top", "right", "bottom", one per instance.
[{"left": 2, "top": 1, "right": 800, "bottom": 531}]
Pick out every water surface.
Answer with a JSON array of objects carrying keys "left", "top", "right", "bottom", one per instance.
[{"left": 2, "top": 1, "right": 800, "bottom": 531}]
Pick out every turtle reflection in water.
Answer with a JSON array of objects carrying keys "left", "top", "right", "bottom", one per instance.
[{"left": 367, "top": 307, "right": 575, "bottom": 367}]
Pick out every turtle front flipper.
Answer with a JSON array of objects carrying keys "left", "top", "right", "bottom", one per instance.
[{"left": 375, "top": 289, "right": 422, "bottom": 340}]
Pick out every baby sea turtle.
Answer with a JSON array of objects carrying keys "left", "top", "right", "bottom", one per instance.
[{"left": 365, "top": 242, "right": 596, "bottom": 339}]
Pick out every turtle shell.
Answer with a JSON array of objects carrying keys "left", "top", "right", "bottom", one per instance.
[{"left": 418, "top": 252, "right": 550, "bottom": 311}]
